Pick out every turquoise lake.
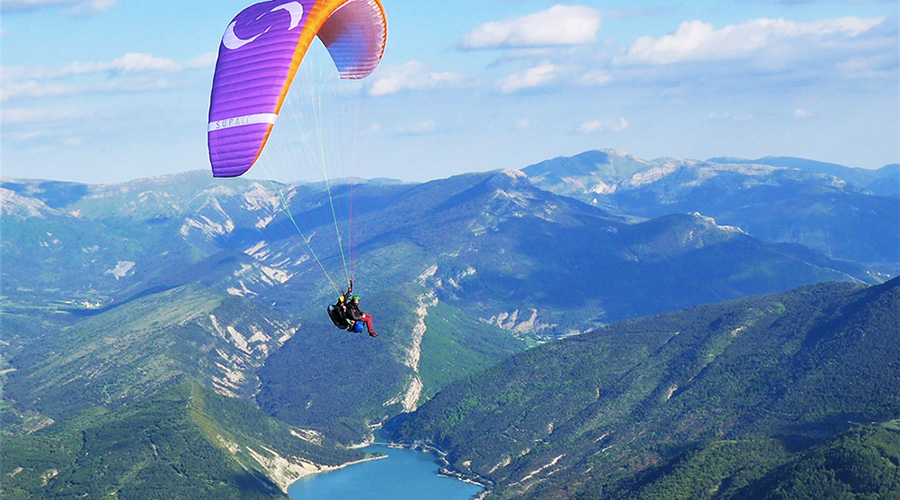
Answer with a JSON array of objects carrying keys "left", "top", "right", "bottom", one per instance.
[{"left": 288, "top": 444, "right": 483, "bottom": 500}]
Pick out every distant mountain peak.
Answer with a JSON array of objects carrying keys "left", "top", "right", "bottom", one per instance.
[
  {"left": 687, "top": 211, "right": 745, "bottom": 234},
  {"left": 522, "top": 149, "right": 656, "bottom": 199},
  {"left": 0, "top": 187, "right": 61, "bottom": 218},
  {"left": 484, "top": 168, "right": 530, "bottom": 190},
  {"left": 621, "top": 211, "right": 749, "bottom": 262},
  {"left": 604, "top": 147, "right": 631, "bottom": 156},
  {"left": 499, "top": 168, "right": 528, "bottom": 180}
]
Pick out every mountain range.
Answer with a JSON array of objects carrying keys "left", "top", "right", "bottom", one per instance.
[
  {"left": 1, "top": 149, "right": 897, "bottom": 499},
  {"left": 524, "top": 150, "right": 898, "bottom": 267}
]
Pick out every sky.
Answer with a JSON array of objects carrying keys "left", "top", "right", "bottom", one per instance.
[{"left": 1, "top": 0, "right": 898, "bottom": 184}]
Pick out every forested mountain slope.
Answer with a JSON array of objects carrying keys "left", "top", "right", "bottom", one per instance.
[
  {"left": 1, "top": 380, "right": 364, "bottom": 500},
  {"left": 388, "top": 278, "right": 900, "bottom": 500}
]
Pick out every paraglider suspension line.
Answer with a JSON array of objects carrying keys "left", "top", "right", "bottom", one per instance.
[
  {"left": 293, "top": 76, "right": 351, "bottom": 287},
  {"left": 270, "top": 182, "right": 343, "bottom": 296}
]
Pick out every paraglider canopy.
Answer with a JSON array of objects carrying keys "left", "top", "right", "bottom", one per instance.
[{"left": 208, "top": 0, "right": 387, "bottom": 178}]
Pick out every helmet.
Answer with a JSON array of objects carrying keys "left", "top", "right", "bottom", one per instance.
[
  {"left": 351, "top": 295, "right": 360, "bottom": 301},
  {"left": 338, "top": 295, "right": 345, "bottom": 302}
]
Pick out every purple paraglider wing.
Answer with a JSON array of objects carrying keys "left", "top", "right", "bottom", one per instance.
[{"left": 208, "top": 0, "right": 386, "bottom": 178}]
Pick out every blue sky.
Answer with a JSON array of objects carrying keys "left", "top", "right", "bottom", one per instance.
[{"left": 2, "top": 0, "right": 898, "bottom": 184}]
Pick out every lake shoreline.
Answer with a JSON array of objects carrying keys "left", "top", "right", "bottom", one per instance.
[
  {"left": 287, "top": 441, "right": 488, "bottom": 500},
  {"left": 377, "top": 440, "right": 493, "bottom": 492},
  {"left": 285, "top": 452, "right": 387, "bottom": 490}
]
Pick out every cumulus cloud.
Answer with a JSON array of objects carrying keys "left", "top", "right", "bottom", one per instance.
[
  {"left": 579, "top": 118, "right": 629, "bottom": 134},
  {"left": 499, "top": 63, "right": 558, "bottom": 93},
  {"left": 1, "top": 0, "right": 116, "bottom": 15},
  {"left": 621, "top": 16, "right": 885, "bottom": 65},
  {"left": 369, "top": 61, "right": 464, "bottom": 96},
  {"left": 597, "top": 13, "right": 897, "bottom": 95},
  {"left": 460, "top": 5, "right": 602, "bottom": 49}
]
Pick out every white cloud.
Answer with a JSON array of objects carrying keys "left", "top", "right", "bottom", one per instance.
[
  {"left": 460, "top": 5, "right": 602, "bottom": 49},
  {"left": 369, "top": 61, "right": 464, "bottom": 96},
  {"left": 579, "top": 118, "right": 629, "bottom": 134},
  {"left": 1, "top": 52, "right": 216, "bottom": 100},
  {"left": 360, "top": 124, "right": 381, "bottom": 136},
  {"left": 4, "top": 130, "right": 53, "bottom": 142},
  {"left": 1, "top": 106, "right": 89, "bottom": 124},
  {"left": 66, "top": 0, "right": 114, "bottom": 15},
  {"left": 1, "top": 80, "right": 78, "bottom": 100},
  {"left": 1, "top": 0, "right": 116, "bottom": 15},
  {"left": 836, "top": 52, "right": 896, "bottom": 79},
  {"left": 578, "top": 70, "right": 613, "bottom": 86},
  {"left": 707, "top": 112, "right": 755, "bottom": 122},
  {"left": 793, "top": 108, "right": 814, "bottom": 119},
  {"left": 17, "top": 52, "right": 215, "bottom": 79},
  {"left": 499, "top": 63, "right": 558, "bottom": 93},
  {"left": 580, "top": 121, "right": 602, "bottom": 134},
  {"left": 398, "top": 119, "right": 439, "bottom": 135},
  {"left": 621, "top": 16, "right": 885, "bottom": 65},
  {"left": 70, "top": 53, "right": 182, "bottom": 74}
]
